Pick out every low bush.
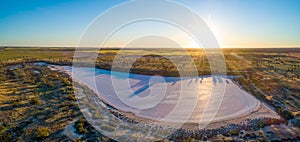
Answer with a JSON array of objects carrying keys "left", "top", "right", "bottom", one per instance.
[
  {"left": 75, "top": 118, "right": 89, "bottom": 134},
  {"left": 36, "top": 127, "right": 50, "bottom": 140}
]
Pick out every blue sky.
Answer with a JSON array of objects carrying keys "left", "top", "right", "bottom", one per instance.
[{"left": 1, "top": 0, "right": 300, "bottom": 48}]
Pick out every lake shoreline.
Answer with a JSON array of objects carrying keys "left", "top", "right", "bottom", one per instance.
[{"left": 44, "top": 62, "right": 281, "bottom": 129}]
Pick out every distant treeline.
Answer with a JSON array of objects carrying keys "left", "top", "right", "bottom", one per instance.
[{"left": 224, "top": 48, "right": 300, "bottom": 53}]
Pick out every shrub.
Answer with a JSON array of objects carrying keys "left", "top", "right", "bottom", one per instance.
[
  {"left": 0, "top": 125, "right": 6, "bottom": 132},
  {"left": 229, "top": 129, "right": 239, "bottom": 136},
  {"left": 66, "top": 94, "right": 76, "bottom": 101},
  {"left": 30, "top": 97, "right": 40, "bottom": 105},
  {"left": 75, "top": 118, "right": 89, "bottom": 134},
  {"left": 100, "top": 125, "right": 115, "bottom": 132},
  {"left": 36, "top": 127, "right": 50, "bottom": 139},
  {"left": 258, "top": 121, "right": 265, "bottom": 128},
  {"left": 13, "top": 101, "right": 19, "bottom": 106},
  {"left": 277, "top": 108, "right": 294, "bottom": 119},
  {"left": 293, "top": 117, "right": 300, "bottom": 128}
]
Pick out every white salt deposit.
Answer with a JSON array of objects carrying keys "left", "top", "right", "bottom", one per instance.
[{"left": 52, "top": 65, "right": 279, "bottom": 126}]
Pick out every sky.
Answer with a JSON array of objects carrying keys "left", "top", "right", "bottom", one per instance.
[{"left": 1, "top": 0, "right": 300, "bottom": 48}]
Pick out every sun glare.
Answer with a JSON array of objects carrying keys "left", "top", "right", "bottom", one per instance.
[
  {"left": 187, "top": 40, "right": 201, "bottom": 48},
  {"left": 205, "top": 14, "right": 225, "bottom": 48}
]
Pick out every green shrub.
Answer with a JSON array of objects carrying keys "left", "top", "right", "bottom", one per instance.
[
  {"left": 229, "top": 129, "right": 239, "bottom": 136},
  {"left": 293, "top": 117, "right": 300, "bottom": 128},
  {"left": 30, "top": 97, "right": 40, "bottom": 105},
  {"left": 277, "top": 108, "right": 294, "bottom": 119},
  {"left": 13, "top": 101, "right": 19, "bottom": 106},
  {"left": 36, "top": 127, "right": 50, "bottom": 139},
  {"left": 0, "top": 125, "right": 6, "bottom": 132},
  {"left": 66, "top": 94, "right": 76, "bottom": 101},
  {"left": 100, "top": 125, "right": 115, "bottom": 132},
  {"left": 75, "top": 118, "right": 89, "bottom": 134}
]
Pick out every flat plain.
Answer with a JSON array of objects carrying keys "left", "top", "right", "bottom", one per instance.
[{"left": 0, "top": 47, "right": 299, "bottom": 141}]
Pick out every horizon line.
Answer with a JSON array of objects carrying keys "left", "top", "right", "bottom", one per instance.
[{"left": 1, "top": 45, "right": 300, "bottom": 49}]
